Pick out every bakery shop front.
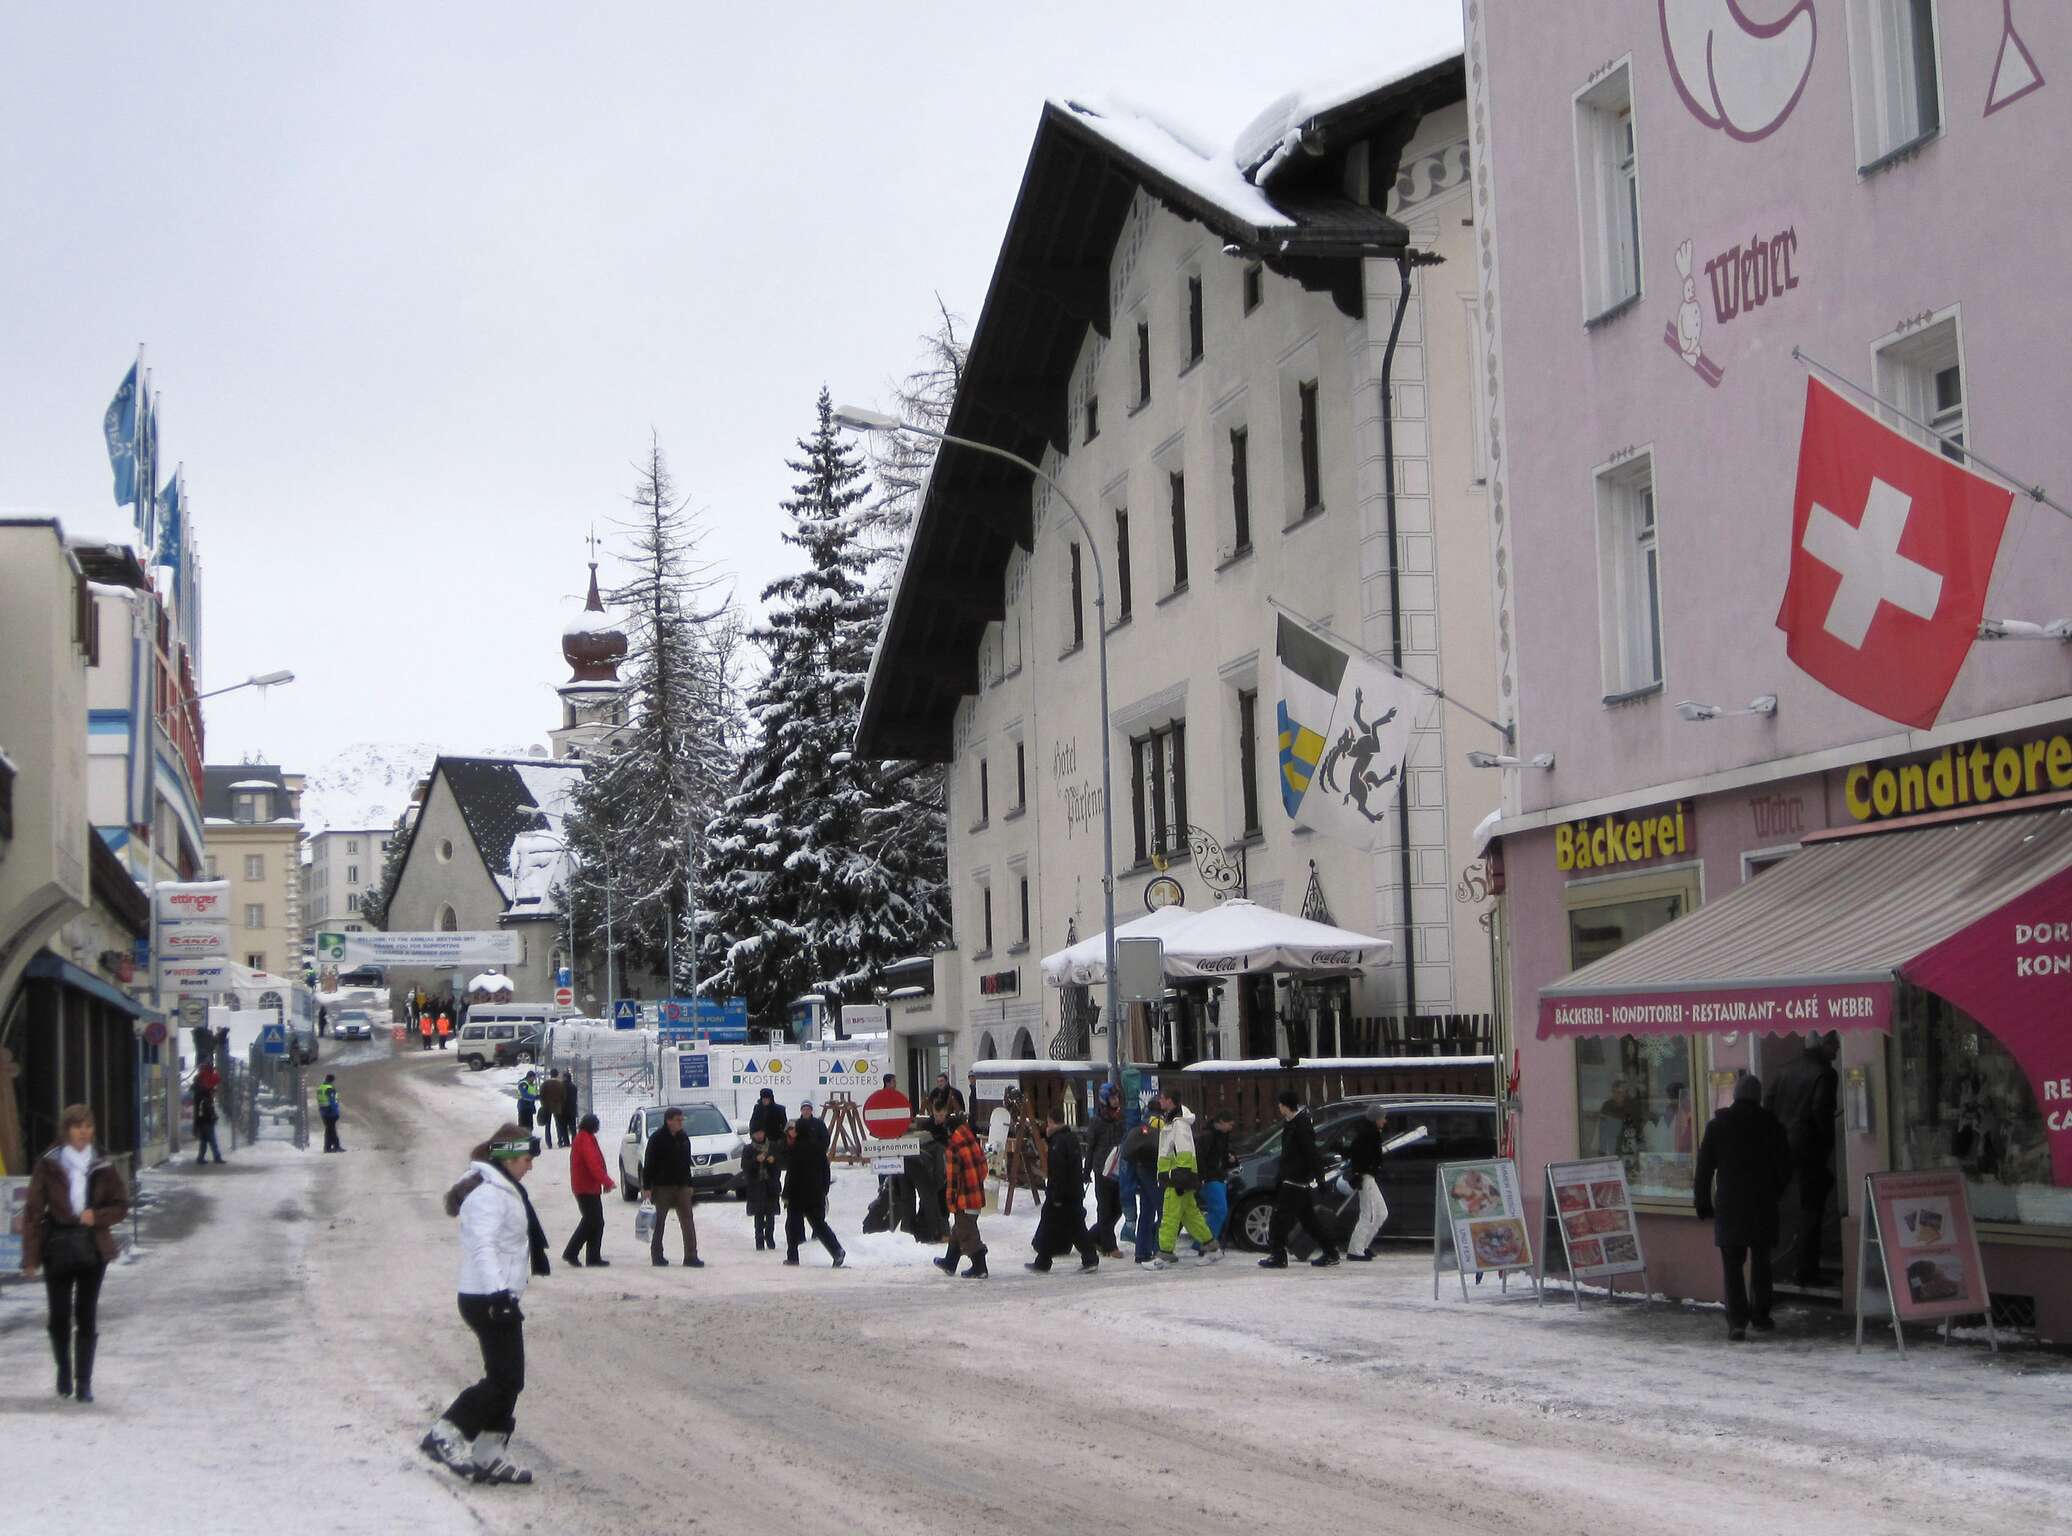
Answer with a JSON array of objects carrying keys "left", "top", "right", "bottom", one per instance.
[{"left": 1501, "top": 737, "right": 2072, "bottom": 1340}]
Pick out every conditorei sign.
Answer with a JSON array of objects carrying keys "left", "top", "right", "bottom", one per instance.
[
  {"left": 1845, "top": 733, "right": 2072, "bottom": 822},
  {"left": 1555, "top": 802, "right": 1690, "bottom": 872}
]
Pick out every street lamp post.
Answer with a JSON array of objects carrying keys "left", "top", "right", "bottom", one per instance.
[
  {"left": 833, "top": 406, "right": 1123, "bottom": 1089},
  {"left": 196, "top": 668, "right": 295, "bottom": 701}
]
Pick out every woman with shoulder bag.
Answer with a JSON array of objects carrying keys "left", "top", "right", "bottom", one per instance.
[
  {"left": 420, "top": 1121, "right": 549, "bottom": 1486},
  {"left": 22, "top": 1104, "right": 130, "bottom": 1402}
]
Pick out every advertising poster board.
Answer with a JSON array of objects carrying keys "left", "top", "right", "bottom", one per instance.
[
  {"left": 1538, "top": 1158, "right": 1648, "bottom": 1307},
  {"left": 1856, "top": 1170, "right": 1998, "bottom": 1355},
  {"left": 2, "top": 1178, "right": 27, "bottom": 1272},
  {"left": 1433, "top": 1158, "right": 1538, "bottom": 1301}
]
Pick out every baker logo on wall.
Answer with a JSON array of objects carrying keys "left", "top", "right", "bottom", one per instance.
[
  {"left": 1666, "top": 240, "right": 1725, "bottom": 387},
  {"left": 1659, "top": 0, "right": 1817, "bottom": 142},
  {"left": 1275, "top": 612, "right": 1417, "bottom": 852},
  {"left": 1776, "top": 379, "right": 2014, "bottom": 729}
]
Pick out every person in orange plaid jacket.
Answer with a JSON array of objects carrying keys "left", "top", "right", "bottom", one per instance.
[{"left": 932, "top": 1111, "right": 990, "bottom": 1280}]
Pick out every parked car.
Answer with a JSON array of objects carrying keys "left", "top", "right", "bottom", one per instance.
[
  {"left": 616, "top": 1103, "right": 747, "bottom": 1203},
  {"left": 333, "top": 1009, "right": 374, "bottom": 1042},
  {"left": 491, "top": 1026, "right": 546, "bottom": 1069},
  {"left": 1224, "top": 1096, "right": 1498, "bottom": 1253}
]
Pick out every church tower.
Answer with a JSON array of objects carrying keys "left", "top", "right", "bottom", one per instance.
[{"left": 550, "top": 545, "right": 628, "bottom": 761}]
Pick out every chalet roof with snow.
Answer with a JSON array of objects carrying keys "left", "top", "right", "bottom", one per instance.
[
  {"left": 856, "top": 53, "right": 1464, "bottom": 762},
  {"left": 431, "top": 756, "right": 581, "bottom": 907}
]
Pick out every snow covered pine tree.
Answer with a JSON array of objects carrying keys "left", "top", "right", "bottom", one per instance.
[
  {"left": 699, "top": 388, "right": 946, "bottom": 1024},
  {"left": 560, "top": 436, "right": 740, "bottom": 998}
]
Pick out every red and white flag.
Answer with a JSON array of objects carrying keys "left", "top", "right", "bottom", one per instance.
[{"left": 1776, "top": 378, "right": 2015, "bottom": 729}]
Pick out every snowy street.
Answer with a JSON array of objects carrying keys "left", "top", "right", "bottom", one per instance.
[{"left": 0, "top": 1040, "right": 2064, "bottom": 1533}]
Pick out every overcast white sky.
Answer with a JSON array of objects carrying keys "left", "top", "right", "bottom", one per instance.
[{"left": 1, "top": 1, "right": 1462, "bottom": 773}]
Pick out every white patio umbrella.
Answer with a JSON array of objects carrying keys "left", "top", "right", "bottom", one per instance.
[
  {"left": 1154, "top": 899, "right": 1390, "bottom": 979},
  {"left": 1039, "top": 904, "right": 1200, "bottom": 988}
]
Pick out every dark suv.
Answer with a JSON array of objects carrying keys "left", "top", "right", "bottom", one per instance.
[{"left": 1224, "top": 1096, "right": 1498, "bottom": 1253}]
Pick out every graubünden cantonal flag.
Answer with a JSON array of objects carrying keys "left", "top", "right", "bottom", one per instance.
[{"left": 1776, "top": 378, "right": 2016, "bottom": 729}]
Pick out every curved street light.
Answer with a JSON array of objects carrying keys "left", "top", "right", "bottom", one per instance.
[
  {"left": 834, "top": 404, "right": 1123, "bottom": 1089},
  {"left": 197, "top": 669, "right": 295, "bottom": 701}
]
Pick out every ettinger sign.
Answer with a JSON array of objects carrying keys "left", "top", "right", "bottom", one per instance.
[{"left": 1555, "top": 803, "right": 1690, "bottom": 872}]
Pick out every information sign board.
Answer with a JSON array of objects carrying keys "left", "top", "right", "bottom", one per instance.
[
  {"left": 1538, "top": 1158, "right": 1648, "bottom": 1307},
  {"left": 1856, "top": 1169, "right": 1998, "bottom": 1355},
  {"left": 1433, "top": 1158, "right": 1538, "bottom": 1301}
]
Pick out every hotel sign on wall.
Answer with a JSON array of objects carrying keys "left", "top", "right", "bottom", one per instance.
[
  {"left": 1844, "top": 733, "right": 2072, "bottom": 822},
  {"left": 1555, "top": 802, "right": 1691, "bottom": 873}
]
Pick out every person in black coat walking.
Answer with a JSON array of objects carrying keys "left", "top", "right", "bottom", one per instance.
[
  {"left": 781, "top": 1106, "right": 845, "bottom": 1267},
  {"left": 1081, "top": 1086, "right": 1126, "bottom": 1258},
  {"left": 1028, "top": 1106, "right": 1100, "bottom": 1274},
  {"left": 741, "top": 1127, "right": 783, "bottom": 1250},
  {"left": 1694, "top": 1073, "right": 1794, "bottom": 1341},
  {"left": 1262, "top": 1092, "right": 1340, "bottom": 1269},
  {"left": 1764, "top": 1032, "right": 1840, "bottom": 1285}
]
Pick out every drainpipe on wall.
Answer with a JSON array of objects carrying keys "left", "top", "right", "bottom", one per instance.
[{"left": 1380, "top": 253, "right": 1418, "bottom": 1026}]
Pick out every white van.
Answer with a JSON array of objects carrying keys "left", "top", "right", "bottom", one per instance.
[{"left": 455, "top": 1004, "right": 579, "bottom": 1071}]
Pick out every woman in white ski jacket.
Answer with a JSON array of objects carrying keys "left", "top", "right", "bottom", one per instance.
[{"left": 421, "top": 1122, "right": 547, "bottom": 1485}]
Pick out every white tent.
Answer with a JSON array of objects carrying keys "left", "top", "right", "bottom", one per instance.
[
  {"left": 1040, "top": 899, "right": 1389, "bottom": 986},
  {"left": 1155, "top": 899, "right": 1389, "bottom": 979},
  {"left": 1038, "top": 905, "right": 1201, "bottom": 987}
]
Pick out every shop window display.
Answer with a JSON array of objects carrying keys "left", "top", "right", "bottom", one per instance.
[
  {"left": 1568, "top": 888, "right": 1697, "bottom": 1201},
  {"left": 1894, "top": 986, "right": 2072, "bottom": 1229}
]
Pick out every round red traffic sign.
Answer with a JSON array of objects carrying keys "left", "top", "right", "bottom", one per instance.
[
  {"left": 554, "top": 987, "right": 574, "bottom": 1007},
  {"left": 862, "top": 1087, "right": 912, "bottom": 1140}
]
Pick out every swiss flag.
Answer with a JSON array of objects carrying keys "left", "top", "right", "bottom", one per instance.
[{"left": 1776, "top": 378, "right": 2015, "bottom": 728}]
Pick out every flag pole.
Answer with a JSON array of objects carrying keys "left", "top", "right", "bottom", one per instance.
[
  {"left": 1791, "top": 348, "right": 2071, "bottom": 521},
  {"left": 1268, "top": 596, "right": 1515, "bottom": 747}
]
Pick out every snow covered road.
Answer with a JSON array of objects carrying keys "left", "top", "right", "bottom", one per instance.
[{"left": 5, "top": 1040, "right": 2069, "bottom": 1534}]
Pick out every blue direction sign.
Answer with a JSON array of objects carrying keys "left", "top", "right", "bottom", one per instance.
[
  {"left": 260, "top": 1023, "right": 288, "bottom": 1056},
  {"left": 677, "top": 1053, "right": 710, "bottom": 1090},
  {"left": 657, "top": 997, "right": 749, "bottom": 1045},
  {"left": 611, "top": 999, "right": 641, "bottom": 1030}
]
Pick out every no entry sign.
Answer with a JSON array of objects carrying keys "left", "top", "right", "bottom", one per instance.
[{"left": 863, "top": 1086, "right": 912, "bottom": 1139}]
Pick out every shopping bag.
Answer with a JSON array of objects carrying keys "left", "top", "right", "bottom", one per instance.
[{"left": 633, "top": 1196, "right": 656, "bottom": 1244}]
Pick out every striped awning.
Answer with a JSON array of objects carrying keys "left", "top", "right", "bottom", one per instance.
[{"left": 1537, "top": 805, "right": 2072, "bottom": 1038}]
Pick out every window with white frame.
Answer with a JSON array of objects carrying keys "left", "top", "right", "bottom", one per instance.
[
  {"left": 1574, "top": 64, "right": 1642, "bottom": 321},
  {"left": 346, "top": 838, "right": 358, "bottom": 855},
  {"left": 1596, "top": 455, "right": 1664, "bottom": 697},
  {"left": 244, "top": 854, "right": 264, "bottom": 880},
  {"left": 347, "top": 864, "right": 359, "bottom": 884},
  {"left": 977, "top": 881, "right": 994, "bottom": 956},
  {"left": 244, "top": 902, "right": 266, "bottom": 929},
  {"left": 346, "top": 893, "right": 360, "bottom": 913},
  {"left": 1849, "top": 0, "right": 1941, "bottom": 169},
  {"left": 1876, "top": 315, "right": 1966, "bottom": 463}
]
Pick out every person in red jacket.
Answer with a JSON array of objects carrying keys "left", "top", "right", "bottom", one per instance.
[{"left": 561, "top": 1114, "right": 615, "bottom": 1267}]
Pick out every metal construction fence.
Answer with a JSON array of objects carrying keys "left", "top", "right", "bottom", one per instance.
[
  {"left": 549, "top": 1027, "right": 658, "bottom": 1142},
  {"left": 226, "top": 1037, "right": 307, "bottom": 1150}
]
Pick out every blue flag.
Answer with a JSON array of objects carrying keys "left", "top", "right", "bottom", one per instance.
[
  {"left": 104, "top": 363, "right": 138, "bottom": 506},
  {"left": 157, "top": 471, "right": 181, "bottom": 576},
  {"left": 138, "top": 395, "right": 159, "bottom": 543}
]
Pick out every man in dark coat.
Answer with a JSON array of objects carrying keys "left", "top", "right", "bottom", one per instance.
[
  {"left": 749, "top": 1088, "right": 787, "bottom": 1142},
  {"left": 642, "top": 1108, "right": 702, "bottom": 1268},
  {"left": 1764, "top": 1032, "right": 1841, "bottom": 1285},
  {"left": 558, "top": 1070, "right": 579, "bottom": 1149},
  {"left": 741, "top": 1127, "right": 783, "bottom": 1251},
  {"left": 1695, "top": 1073, "right": 1793, "bottom": 1341},
  {"left": 781, "top": 1111, "right": 845, "bottom": 1267},
  {"left": 1028, "top": 1106, "right": 1100, "bottom": 1274},
  {"left": 1262, "top": 1092, "right": 1340, "bottom": 1269},
  {"left": 537, "top": 1073, "right": 565, "bottom": 1149},
  {"left": 1081, "top": 1085, "right": 1126, "bottom": 1258}
]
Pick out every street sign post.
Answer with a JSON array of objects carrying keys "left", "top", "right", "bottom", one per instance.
[
  {"left": 862, "top": 1086, "right": 912, "bottom": 1140},
  {"left": 611, "top": 999, "right": 640, "bottom": 1030},
  {"left": 260, "top": 1023, "right": 287, "bottom": 1056},
  {"left": 554, "top": 986, "right": 574, "bottom": 1008}
]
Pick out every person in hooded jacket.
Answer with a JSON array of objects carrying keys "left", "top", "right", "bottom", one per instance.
[
  {"left": 1081, "top": 1085, "right": 1126, "bottom": 1258},
  {"left": 780, "top": 1111, "right": 846, "bottom": 1267},
  {"left": 1695, "top": 1073, "right": 1793, "bottom": 1341},
  {"left": 748, "top": 1088, "right": 788, "bottom": 1142},
  {"left": 1261, "top": 1092, "right": 1340, "bottom": 1269},
  {"left": 22, "top": 1105, "right": 129, "bottom": 1403},
  {"left": 1196, "top": 1108, "right": 1238, "bottom": 1245},
  {"left": 421, "top": 1122, "right": 550, "bottom": 1484},
  {"left": 561, "top": 1113, "right": 614, "bottom": 1267},
  {"left": 1027, "top": 1105, "right": 1099, "bottom": 1273},
  {"left": 1149, "top": 1093, "right": 1221, "bottom": 1269}
]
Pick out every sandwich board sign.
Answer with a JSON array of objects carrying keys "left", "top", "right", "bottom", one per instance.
[
  {"left": 1537, "top": 1158, "right": 1649, "bottom": 1307},
  {"left": 1433, "top": 1158, "right": 1538, "bottom": 1301},
  {"left": 1855, "top": 1169, "right": 1997, "bottom": 1355}
]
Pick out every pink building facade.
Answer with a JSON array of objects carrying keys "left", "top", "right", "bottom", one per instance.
[{"left": 1465, "top": 1, "right": 2072, "bottom": 1335}]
